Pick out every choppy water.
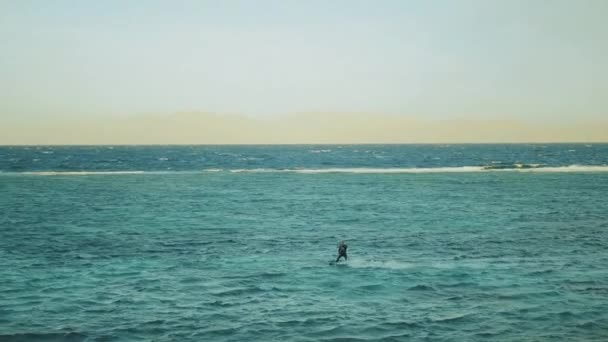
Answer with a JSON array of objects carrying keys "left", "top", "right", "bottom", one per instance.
[{"left": 1, "top": 145, "right": 608, "bottom": 341}]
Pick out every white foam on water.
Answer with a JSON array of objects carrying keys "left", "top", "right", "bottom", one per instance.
[
  {"left": 292, "top": 167, "right": 484, "bottom": 174},
  {"left": 505, "top": 165, "right": 608, "bottom": 172},
  {"left": 225, "top": 165, "right": 608, "bottom": 174},
  {"left": 7, "top": 165, "right": 608, "bottom": 176},
  {"left": 229, "top": 168, "right": 276, "bottom": 173}
]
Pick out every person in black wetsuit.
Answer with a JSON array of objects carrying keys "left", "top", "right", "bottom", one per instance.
[{"left": 336, "top": 240, "right": 348, "bottom": 263}]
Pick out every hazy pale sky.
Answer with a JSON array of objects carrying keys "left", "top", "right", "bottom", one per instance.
[{"left": 1, "top": 1, "right": 607, "bottom": 144}]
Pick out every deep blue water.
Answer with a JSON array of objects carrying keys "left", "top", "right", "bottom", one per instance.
[{"left": 1, "top": 145, "right": 608, "bottom": 341}]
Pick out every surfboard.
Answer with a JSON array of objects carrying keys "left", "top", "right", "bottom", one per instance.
[{"left": 329, "top": 261, "right": 347, "bottom": 266}]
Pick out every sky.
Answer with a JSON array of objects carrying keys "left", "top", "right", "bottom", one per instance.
[{"left": 1, "top": 0, "right": 607, "bottom": 143}]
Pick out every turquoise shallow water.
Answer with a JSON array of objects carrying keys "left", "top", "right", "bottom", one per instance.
[{"left": 1, "top": 145, "right": 608, "bottom": 341}]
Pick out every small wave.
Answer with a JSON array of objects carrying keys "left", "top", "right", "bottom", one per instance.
[
  {"left": 438, "top": 281, "right": 478, "bottom": 288},
  {"left": 346, "top": 259, "right": 415, "bottom": 270},
  {"left": 211, "top": 286, "right": 267, "bottom": 297},
  {"left": 379, "top": 321, "right": 421, "bottom": 329},
  {"left": 432, "top": 312, "right": 474, "bottom": 323},
  {"left": 257, "top": 271, "right": 287, "bottom": 279},
  {"left": 0, "top": 332, "right": 88, "bottom": 341},
  {"left": 208, "top": 300, "right": 236, "bottom": 307},
  {"left": 498, "top": 290, "right": 560, "bottom": 300},
  {"left": 577, "top": 321, "right": 602, "bottom": 328},
  {"left": 355, "top": 284, "right": 385, "bottom": 291},
  {"left": 525, "top": 269, "right": 555, "bottom": 276},
  {"left": 408, "top": 284, "right": 436, "bottom": 291}
]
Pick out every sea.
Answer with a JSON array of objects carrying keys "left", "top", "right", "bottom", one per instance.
[{"left": 1, "top": 144, "right": 608, "bottom": 341}]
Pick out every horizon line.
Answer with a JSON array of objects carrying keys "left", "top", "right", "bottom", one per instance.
[{"left": 2, "top": 141, "right": 607, "bottom": 147}]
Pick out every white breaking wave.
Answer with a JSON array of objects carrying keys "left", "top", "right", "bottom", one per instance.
[
  {"left": 226, "top": 165, "right": 608, "bottom": 174},
  {"left": 513, "top": 165, "right": 608, "bottom": 172},
  {"left": 293, "top": 167, "right": 483, "bottom": 174},
  {"left": 228, "top": 167, "right": 483, "bottom": 174},
  {"left": 5, "top": 165, "right": 608, "bottom": 176}
]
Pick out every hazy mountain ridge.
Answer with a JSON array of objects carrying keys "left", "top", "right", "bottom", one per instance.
[{"left": 2, "top": 113, "right": 607, "bottom": 144}]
